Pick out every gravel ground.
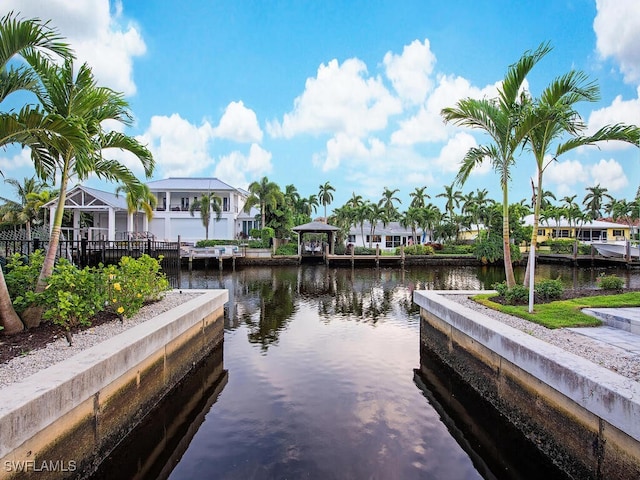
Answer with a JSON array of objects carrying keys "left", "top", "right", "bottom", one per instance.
[
  {"left": 0, "top": 291, "right": 202, "bottom": 389},
  {"left": 442, "top": 294, "right": 640, "bottom": 383}
]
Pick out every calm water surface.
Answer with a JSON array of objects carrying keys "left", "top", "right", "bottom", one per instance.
[{"left": 94, "top": 264, "right": 640, "bottom": 479}]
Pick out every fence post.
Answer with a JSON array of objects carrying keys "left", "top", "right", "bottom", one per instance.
[{"left": 81, "top": 238, "right": 88, "bottom": 267}]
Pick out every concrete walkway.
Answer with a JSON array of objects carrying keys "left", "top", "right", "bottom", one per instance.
[{"left": 571, "top": 307, "right": 640, "bottom": 354}]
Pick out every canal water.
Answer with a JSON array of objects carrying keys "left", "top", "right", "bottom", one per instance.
[{"left": 92, "top": 264, "right": 640, "bottom": 479}]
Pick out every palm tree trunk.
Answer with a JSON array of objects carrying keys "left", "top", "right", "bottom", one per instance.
[
  {"left": 502, "top": 187, "right": 516, "bottom": 288},
  {"left": 524, "top": 169, "right": 544, "bottom": 288},
  {"left": 0, "top": 267, "right": 24, "bottom": 335}
]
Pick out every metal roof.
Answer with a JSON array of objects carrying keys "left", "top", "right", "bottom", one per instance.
[
  {"left": 292, "top": 221, "right": 341, "bottom": 233},
  {"left": 523, "top": 214, "right": 628, "bottom": 229},
  {"left": 146, "top": 177, "right": 239, "bottom": 192},
  {"left": 42, "top": 184, "right": 128, "bottom": 210}
]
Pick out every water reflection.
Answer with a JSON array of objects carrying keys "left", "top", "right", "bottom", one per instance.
[{"left": 93, "top": 264, "right": 639, "bottom": 479}]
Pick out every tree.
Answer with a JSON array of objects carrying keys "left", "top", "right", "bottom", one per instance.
[
  {"left": 583, "top": 184, "right": 614, "bottom": 220},
  {"left": 378, "top": 187, "right": 401, "bottom": 221},
  {"left": 243, "top": 176, "right": 283, "bottom": 229},
  {"left": 116, "top": 182, "right": 157, "bottom": 235},
  {"left": 318, "top": 181, "right": 335, "bottom": 222},
  {"left": 442, "top": 43, "right": 552, "bottom": 287},
  {"left": 21, "top": 58, "right": 154, "bottom": 328},
  {"left": 436, "top": 183, "right": 463, "bottom": 221},
  {"left": 409, "top": 186, "right": 430, "bottom": 209},
  {"left": 0, "top": 12, "right": 74, "bottom": 335},
  {"left": 0, "top": 176, "right": 46, "bottom": 240},
  {"left": 189, "top": 192, "right": 222, "bottom": 240}
]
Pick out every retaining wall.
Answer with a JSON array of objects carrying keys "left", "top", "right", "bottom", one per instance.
[
  {"left": 0, "top": 289, "right": 227, "bottom": 480},
  {"left": 414, "top": 290, "right": 640, "bottom": 480}
]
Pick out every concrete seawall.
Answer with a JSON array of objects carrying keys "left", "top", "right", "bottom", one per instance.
[
  {"left": 414, "top": 290, "right": 640, "bottom": 480},
  {"left": 0, "top": 289, "right": 227, "bottom": 480}
]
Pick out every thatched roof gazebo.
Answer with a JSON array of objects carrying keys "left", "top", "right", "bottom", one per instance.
[{"left": 292, "top": 221, "right": 340, "bottom": 256}]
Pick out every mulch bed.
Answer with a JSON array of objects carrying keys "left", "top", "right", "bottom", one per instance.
[{"left": 0, "top": 310, "right": 119, "bottom": 365}]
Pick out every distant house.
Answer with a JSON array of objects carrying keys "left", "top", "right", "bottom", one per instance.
[
  {"left": 347, "top": 221, "right": 423, "bottom": 251},
  {"left": 522, "top": 214, "right": 630, "bottom": 243},
  {"left": 46, "top": 178, "right": 260, "bottom": 243}
]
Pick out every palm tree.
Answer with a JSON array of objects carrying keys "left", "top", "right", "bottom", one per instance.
[
  {"left": 189, "top": 192, "right": 222, "bottom": 240},
  {"left": 20, "top": 58, "right": 154, "bottom": 328},
  {"left": 378, "top": 187, "right": 401, "bottom": 221},
  {"left": 523, "top": 67, "right": 639, "bottom": 291},
  {"left": 409, "top": 186, "right": 430, "bottom": 209},
  {"left": 442, "top": 43, "right": 552, "bottom": 287},
  {"left": 436, "top": 183, "right": 463, "bottom": 221},
  {"left": 583, "top": 184, "right": 614, "bottom": 220},
  {"left": 300, "top": 194, "right": 319, "bottom": 218},
  {"left": 244, "top": 176, "right": 283, "bottom": 229},
  {"left": 0, "top": 176, "right": 47, "bottom": 240},
  {"left": 116, "top": 182, "right": 157, "bottom": 235},
  {"left": 318, "top": 181, "right": 335, "bottom": 222},
  {"left": 0, "top": 12, "right": 74, "bottom": 334}
]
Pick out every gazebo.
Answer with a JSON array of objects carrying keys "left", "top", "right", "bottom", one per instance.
[{"left": 291, "top": 221, "right": 341, "bottom": 257}]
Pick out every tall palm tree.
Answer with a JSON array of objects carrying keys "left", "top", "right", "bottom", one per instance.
[
  {"left": 20, "top": 58, "right": 154, "bottom": 328},
  {"left": 318, "top": 181, "right": 335, "bottom": 222},
  {"left": 409, "top": 186, "right": 430, "bottom": 209},
  {"left": 0, "top": 12, "right": 74, "bottom": 334},
  {"left": 436, "top": 183, "right": 463, "bottom": 220},
  {"left": 523, "top": 67, "right": 639, "bottom": 290},
  {"left": 583, "top": 184, "right": 614, "bottom": 220},
  {"left": 244, "top": 176, "right": 283, "bottom": 229},
  {"left": 442, "top": 43, "right": 552, "bottom": 287},
  {"left": 189, "top": 192, "right": 222, "bottom": 240},
  {"left": 116, "top": 182, "right": 157, "bottom": 235},
  {"left": 378, "top": 187, "right": 401, "bottom": 221}
]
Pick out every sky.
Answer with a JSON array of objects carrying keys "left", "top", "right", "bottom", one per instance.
[{"left": 1, "top": 0, "right": 639, "bottom": 215}]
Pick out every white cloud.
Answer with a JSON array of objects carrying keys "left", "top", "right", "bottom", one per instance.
[
  {"left": 590, "top": 158, "right": 628, "bottom": 192},
  {"left": 3, "top": 0, "right": 146, "bottom": 95},
  {"left": 213, "top": 101, "right": 263, "bottom": 143},
  {"left": 267, "top": 58, "right": 402, "bottom": 138},
  {"left": 383, "top": 39, "right": 436, "bottom": 105},
  {"left": 214, "top": 144, "right": 272, "bottom": 188},
  {"left": 544, "top": 159, "right": 590, "bottom": 197},
  {"left": 391, "top": 74, "right": 500, "bottom": 146},
  {"left": 139, "top": 114, "right": 215, "bottom": 177},
  {"left": 433, "top": 132, "right": 480, "bottom": 174},
  {"left": 0, "top": 148, "right": 34, "bottom": 173},
  {"left": 312, "top": 134, "right": 386, "bottom": 172},
  {"left": 587, "top": 87, "right": 640, "bottom": 151},
  {"left": 594, "top": 0, "right": 640, "bottom": 83}
]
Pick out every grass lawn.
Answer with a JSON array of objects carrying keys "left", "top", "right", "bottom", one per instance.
[{"left": 473, "top": 292, "right": 640, "bottom": 329}]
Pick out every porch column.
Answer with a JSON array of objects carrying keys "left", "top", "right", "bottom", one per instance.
[
  {"left": 73, "top": 210, "right": 81, "bottom": 241},
  {"left": 108, "top": 207, "right": 116, "bottom": 241},
  {"left": 127, "top": 212, "right": 134, "bottom": 235}
]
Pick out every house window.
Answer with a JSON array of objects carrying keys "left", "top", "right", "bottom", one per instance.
[
  {"left": 537, "top": 229, "right": 545, "bottom": 236},
  {"left": 223, "top": 197, "right": 229, "bottom": 212},
  {"left": 347, "top": 235, "right": 356, "bottom": 243},
  {"left": 386, "top": 236, "right": 402, "bottom": 248},
  {"left": 366, "top": 235, "right": 381, "bottom": 244},
  {"left": 613, "top": 229, "right": 624, "bottom": 238},
  {"left": 241, "top": 220, "right": 259, "bottom": 237},
  {"left": 552, "top": 229, "right": 570, "bottom": 238},
  {"left": 181, "top": 197, "right": 189, "bottom": 210}
]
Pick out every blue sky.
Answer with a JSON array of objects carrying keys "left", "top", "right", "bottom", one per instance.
[{"left": 2, "top": 0, "right": 639, "bottom": 215}]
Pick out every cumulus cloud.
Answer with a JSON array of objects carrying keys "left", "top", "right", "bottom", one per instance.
[
  {"left": 267, "top": 58, "right": 402, "bottom": 138},
  {"left": 544, "top": 159, "right": 590, "bottom": 197},
  {"left": 3, "top": 0, "right": 146, "bottom": 95},
  {"left": 312, "top": 134, "right": 385, "bottom": 172},
  {"left": 383, "top": 39, "right": 436, "bottom": 105},
  {"left": 138, "top": 114, "right": 215, "bottom": 177},
  {"left": 594, "top": 0, "right": 640, "bottom": 83},
  {"left": 432, "top": 132, "right": 480, "bottom": 174},
  {"left": 587, "top": 88, "right": 640, "bottom": 150},
  {"left": 214, "top": 144, "right": 272, "bottom": 188},
  {"left": 391, "top": 74, "right": 500, "bottom": 145},
  {"left": 590, "top": 158, "right": 628, "bottom": 192},
  {"left": 0, "top": 148, "right": 34, "bottom": 173},
  {"left": 213, "top": 101, "right": 263, "bottom": 143}
]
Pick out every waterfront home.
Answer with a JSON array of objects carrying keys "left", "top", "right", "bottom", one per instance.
[
  {"left": 347, "top": 221, "right": 424, "bottom": 251},
  {"left": 44, "top": 178, "right": 260, "bottom": 243},
  {"left": 522, "top": 214, "right": 631, "bottom": 243}
]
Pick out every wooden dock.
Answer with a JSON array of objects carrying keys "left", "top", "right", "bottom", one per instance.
[{"left": 182, "top": 245, "right": 244, "bottom": 270}]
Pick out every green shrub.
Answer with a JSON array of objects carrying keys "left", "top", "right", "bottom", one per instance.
[
  {"left": 396, "top": 244, "right": 435, "bottom": 255},
  {"left": 4, "top": 250, "right": 44, "bottom": 312},
  {"left": 196, "top": 239, "right": 240, "bottom": 247},
  {"left": 103, "top": 254, "right": 171, "bottom": 319},
  {"left": 504, "top": 284, "right": 529, "bottom": 305},
  {"left": 492, "top": 281, "right": 508, "bottom": 297},
  {"left": 354, "top": 246, "right": 376, "bottom": 255},
  {"left": 473, "top": 232, "right": 503, "bottom": 263},
  {"left": 597, "top": 274, "right": 624, "bottom": 291},
  {"left": 439, "top": 244, "right": 473, "bottom": 254},
  {"left": 535, "top": 279, "right": 564, "bottom": 301},
  {"left": 33, "top": 260, "right": 107, "bottom": 331},
  {"left": 275, "top": 243, "right": 298, "bottom": 255}
]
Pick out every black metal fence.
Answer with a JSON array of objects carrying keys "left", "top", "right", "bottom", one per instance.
[{"left": 0, "top": 239, "right": 182, "bottom": 287}]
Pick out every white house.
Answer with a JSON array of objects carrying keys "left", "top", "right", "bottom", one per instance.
[
  {"left": 347, "top": 221, "right": 424, "bottom": 251},
  {"left": 47, "top": 178, "right": 260, "bottom": 243}
]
